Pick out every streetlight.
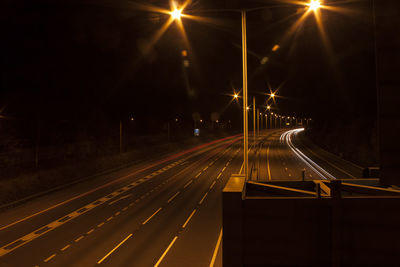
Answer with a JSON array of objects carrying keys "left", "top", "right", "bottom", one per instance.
[
  {"left": 270, "top": 112, "right": 274, "bottom": 129},
  {"left": 170, "top": 8, "right": 182, "bottom": 20},
  {"left": 166, "top": 5, "right": 282, "bottom": 180},
  {"left": 265, "top": 114, "right": 268, "bottom": 130},
  {"left": 241, "top": 10, "right": 249, "bottom": 180},
  {"left": 307, "top": 0, "right": 321, "bottom": 11},
  {"left": 234, "top": 94, "right": 238, "bottom": 99}
]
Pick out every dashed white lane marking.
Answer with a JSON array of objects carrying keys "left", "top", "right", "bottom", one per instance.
[
  {"left": 195, "top": 172, "right": 202, "bottom": 178},
  {"left": 44, "top": 254, "right": 56, "bottom": 263},
  {"left": 74, "top": 236, "right": 84, "bottom": 243},
  {"left": 87, "top": 229, "right": 95, "bottom": 235},
  {"left": 199, "top": 192, "right": 208, "bottom": 205},
  {"left": 154, "top": 236, "right": 178, "bottom": 267},
  {"left": 61, "top": 244, "right": 70, "bottom": 251},
  {"left": 184, "top": 180, "right": 193, "bottom": 189},
  {"left": 97, "top": 234, "right": 133, "bottom": 264},
  {"left": 142, "top": 208, "right": 162, "bottom": 225},
  {"left": 209, "top": 181, "right": 216, "bottom": 189},
  {"left": 167, "top": 192, "right": 180, "bottom": 203},
  {"left": 182, "top": 209, "right": 197, "bottom": 228}
]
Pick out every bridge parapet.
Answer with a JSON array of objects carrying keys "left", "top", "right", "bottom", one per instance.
[{"left": 223, "top": 177, "right": 400, "bottom": 266}]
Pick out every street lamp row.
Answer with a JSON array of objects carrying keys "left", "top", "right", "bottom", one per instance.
[{"left": 168, "top": 0, "right": 321, "bottom": 180}]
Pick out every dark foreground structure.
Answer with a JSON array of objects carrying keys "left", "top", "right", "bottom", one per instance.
[{"left": 223, "top": 177, "right": 400, "bottom": 266}]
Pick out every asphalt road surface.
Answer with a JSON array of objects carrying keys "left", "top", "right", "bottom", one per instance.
[{"left": 0, "top": 129, "right": 361, "bottom": 267}]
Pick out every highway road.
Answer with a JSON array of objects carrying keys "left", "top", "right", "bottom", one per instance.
[
  {"left": 0, "top": 129, "right": 361, "bottom": 267},
  {"left": 250, "top": 128, "right": 363, "bottom": 182}
]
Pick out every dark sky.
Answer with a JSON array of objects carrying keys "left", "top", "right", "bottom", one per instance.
[{"left": 1, "top": 0, "right": 376, "bottom": 134}]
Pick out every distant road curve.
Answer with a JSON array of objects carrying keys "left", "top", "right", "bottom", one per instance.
[{"left": 281, "top": 128, "right": 337, "bottom": 180}]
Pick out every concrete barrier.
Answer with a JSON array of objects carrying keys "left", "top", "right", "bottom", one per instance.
[{"left": 223, "top": 177, "right": 400, "bottom": 266}]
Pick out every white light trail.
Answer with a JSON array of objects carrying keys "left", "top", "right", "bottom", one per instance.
[{"left": 281, "top": 128, "right": 336, "bottom": 180}]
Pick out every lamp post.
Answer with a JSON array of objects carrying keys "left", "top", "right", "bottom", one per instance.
[
  {"left": 253, "top": 96, "right": 256, "bottom": 142},
  {"left": 265, "top": 114, "right": 268, "bottom": 130},
  {"left": 169, "top": 6, "right": 285, "bottom": 180},
  {"left": 257, "top": 109, "right": 260, "bottom": 137},
  {"left": 242, "top": 10, "right": 249, "bottom": 180},
  {"left": 270, "top": 112, "right": 274, "bottom": 129}
]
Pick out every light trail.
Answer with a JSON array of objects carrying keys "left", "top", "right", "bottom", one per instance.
[{"left": 281, "top": 128, "right": 336, "bottom": 180}]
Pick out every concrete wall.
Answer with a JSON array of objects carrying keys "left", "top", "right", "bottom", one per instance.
[{"left": 223, "top": 180, "right": 400, "bottom": 266}]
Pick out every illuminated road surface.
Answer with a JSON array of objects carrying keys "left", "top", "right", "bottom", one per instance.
[{"left": 0, "top": 129, "right": 361, "bottom": 266}]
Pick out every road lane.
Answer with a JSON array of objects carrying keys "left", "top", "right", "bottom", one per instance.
[
  {"left": 0, "top": 128, "right": 363, "bottom": 267},
  {"left": 0, "top": 136, "right": 241, "bottom": 266},
  {"left": 159, "top": 146, "right": 243, "bottom": 267},
  {"left": 90, "top": 145, "right": 241, "bottom": 267}
]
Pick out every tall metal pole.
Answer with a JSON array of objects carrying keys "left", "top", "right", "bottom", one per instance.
[
  {"left": 257, "top": 108, "right": 260, "bottom": 137},
  {"left": 253, "top": 97, "right": 256, "bottom": 141},
  {"left": 242, "top": 10, "right": 249, "bottom": 181},
  {"left": 270, "top": 114, "right": 273, "bottom": 129}
]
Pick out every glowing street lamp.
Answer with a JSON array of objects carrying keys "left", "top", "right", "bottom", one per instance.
[
  {"left": 270, "top": 93, "right": 275, "bottom": 98},
  {"left": 234, "top": 94, "right": 239, "bottom": 99},
  {"left": 307, "top": 0, "right": 321, "bottom": 11},
  {"left": 170, "top": 8, "right": 182, "bottom": 20}
]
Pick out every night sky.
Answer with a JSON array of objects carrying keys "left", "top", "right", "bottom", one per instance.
[{"left": 1, "top": 0, "right": 376, "bottom": 143}]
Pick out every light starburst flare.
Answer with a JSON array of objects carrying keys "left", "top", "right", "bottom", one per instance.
[
  {"left": 308, "top": 0, "right": 321, "bottom": 11},
  {"left": 170, "top": 8, "right": 182, "bottom": 20}
]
